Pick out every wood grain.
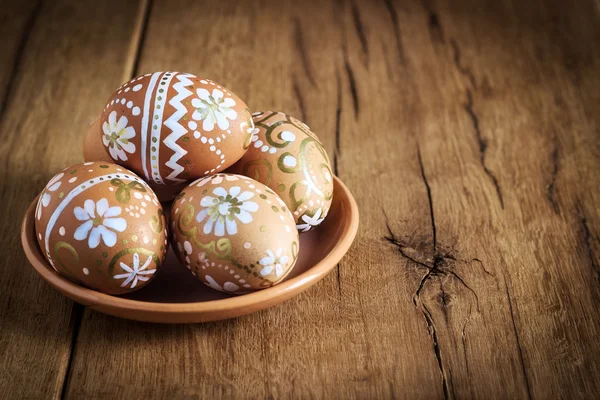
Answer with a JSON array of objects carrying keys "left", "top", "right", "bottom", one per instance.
[
  {"left": 1, "top": 0, "right": 599, "bottom": 398},
  {"left": 0, "top": 0, "right": 145, "bottom": 398}
]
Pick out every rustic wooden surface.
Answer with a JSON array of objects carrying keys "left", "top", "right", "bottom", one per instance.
[{"left": 1, "top": 0, "right": 599, "bottom": 398}]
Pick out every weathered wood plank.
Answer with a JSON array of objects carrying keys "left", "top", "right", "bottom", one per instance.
[
  {"left": 427, "top": 0, "right": 600, "bottom": 397},
  {"left": 361, "top": 0, "right": 600, "bottom": 397},
  {"left": 0, "top": 1, "right": 145, "bottom": 398}
]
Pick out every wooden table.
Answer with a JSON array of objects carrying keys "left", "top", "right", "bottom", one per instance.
[{"left": 1, "top": 0, "right": 599, "bottom": 398}]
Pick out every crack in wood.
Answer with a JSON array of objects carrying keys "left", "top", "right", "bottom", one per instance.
[
  {"left": 383, "top": 0, "right": 406, "bottom": 65},
  {"left": 130, "top": 0, "right": 153, "bottom": 77},
  {"left": 427, "top": 11, "right": 445, "bottom": 43},
  {"left": 343, "top": 54, "right": 359, "bottom": 119},
  {"left": 581, "top": 216, "right": 600, "bottom": 285},
  {"left": 505, "top": 283, "right": 532, "bottom": 400},
  {"left": 292, "top": 78, "right": 307, "bottom": 122},
  {"left": 439, "top": 281, "right": 448, "bottom": 308},
  {"left": 334, "top": 70, "right": 342, "bottom": 297},
  {"left": 418, "top": 147, "right": 437, "bottom": 251},
  {"left": 412, "top": 257, "right": 481, "bottom": 310},
  {"left": 0, "top": 0, "right": 42, "bottom": 124},
  {"left": 472, "top": 258, "right": 493, "bottom": 276},
  {"left": 547, "top": 137, "right": 560, "bottom": 214},
  {"left": 382, "top": 149, "right": 496, "bottom": 399},
  {"left": 464, "top": 90, "right": 505, "bottom": 209},
  {"left": 414, "top": 267, "right": 434, "bottom": 304},
  {"left": 351, "top": 2, "right": 369, "bottom": 61},
  {"left": 340, "top": 7, "right": 359, "bottom": 119},
  {"left": 415, "top": 148, "right": 450, "bottom": 399},
  {"left": 450, "top": 39, "right": 476, "bottom": 88},
  {"left": 448, "top": 368, "right": 457, "bottom": 399},
  {"left": 59, "top": 303, "right": 84, "bottom": 400},
  {"left": 384, "top": 216, "right": 481, "bottom": 311},
  {"left": 422, "top": 303, "right": 451, "bottom": 400},
  {"left": 384, "top": 222, "right": 432, "bottom": 270},
  {"left": 334, "top": 70, "right": 342, "bottom": 175},
  {"left": 441, "top": 262, "right": 480, "bottom": 311},
  {"left": 293, "top": 17, "right": 317, "bottom": 87}
]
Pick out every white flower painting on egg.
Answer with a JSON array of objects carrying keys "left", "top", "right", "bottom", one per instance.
[
  {"left": 205, "top": 275, "right": 239, "bottom": 293},
  {"left": 198, "top": 252, "right": 209, "bottom": 267},
  {"left": 191, "top": 88, "right": 237, "bottom": 131},
  {"left": 36, "top": 172, "right": 64, "bottom": 220},
  {"left": 73, "top": 198, "right": 127, "bottom": 248},
  {"left": 296, "top": 208, "right": 326, "bottom": 232},
  {"left": 113, "top": 253, "right": 155, "bottom": 288},
  {"left": 196, "top": 186, "right": 258, "bottom": 237},
  {"left": 102, "top": 110, "right": 136, "bottom": 161},
  {"left": 259, "top": 248, "right": 290, "bottom": 278}
]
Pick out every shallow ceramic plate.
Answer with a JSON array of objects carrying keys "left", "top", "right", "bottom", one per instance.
[{"left": 21, "top": 176, "right": 359, "bottom": 323}]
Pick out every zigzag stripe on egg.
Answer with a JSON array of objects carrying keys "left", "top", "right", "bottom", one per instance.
[{"left": 99, "top": 72, "right": 255, "bottom": 187}]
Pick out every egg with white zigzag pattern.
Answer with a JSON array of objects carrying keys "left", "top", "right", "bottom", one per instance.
[{"left": 99, "top": 72, "right": 254, "bottom": 186}]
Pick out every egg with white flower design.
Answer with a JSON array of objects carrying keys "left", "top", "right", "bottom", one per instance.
[
  {"left": 170, "top": 173, "right": 299, "bottom": 293},
  {"left": 228, "top": 111, "right": 334, "bottom": 232},
  {"left": 34, "top": 162, "right": 168, "bottom": 294},
  {"left": 98, "top": 72, "right": 254, "bottom": 186}
]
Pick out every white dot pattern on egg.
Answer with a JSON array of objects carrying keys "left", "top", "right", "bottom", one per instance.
[
  {"left": 34, "top": 162, "right": 168, "bottom": 295},
  {"left": 170, "top": 173, "right": 299, "bottom": 294},
  {"left": 229, "top": 111, "right": 334, "bottom": 233},
  {"left": 99, "top": 72, "right": 255, "bottom": 186}
]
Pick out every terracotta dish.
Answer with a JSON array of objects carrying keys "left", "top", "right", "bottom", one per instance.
[{"left": 21, "top": 176, "right": 359, "bottom": 323}]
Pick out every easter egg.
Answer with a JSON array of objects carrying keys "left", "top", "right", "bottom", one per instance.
[
  {"left": 229, "top": 111, "right": 334, "bottom": 232},
  {"left": 34, "top": 162, "right": 168, "bottom": 294},
  {"left": 170, "top": 173, "right": 299, "bottom": 294},
  {"left": 99, "top": 72, "right": 254, "bottom": 185}
]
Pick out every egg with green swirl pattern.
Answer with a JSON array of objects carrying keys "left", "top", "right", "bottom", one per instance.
[
  {"left": 170, "top": 173, "right": 299, "bottom": 293},
  {"left": 228, "top": 111, "right": 334, "bottom": 233}
]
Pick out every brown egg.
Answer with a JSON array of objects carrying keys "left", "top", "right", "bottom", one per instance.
[
  {"left": 98, "top": 72, "right": 254, "bottom": 186},
  {"left": 83, "top": 118, "right": 112, "bottom": 163},
  {"left": 35, "top": 162, "right": 168, "bottom": 294},
  {"left": 170, "top": 173, "right": 299, "bottom": 294},
  {"left": 229, "top": 111, "right": 334, "bottom": 232}
]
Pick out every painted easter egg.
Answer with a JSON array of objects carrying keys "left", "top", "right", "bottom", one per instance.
[
  {"left": 170, "top": 173, "right": 299, "bottom": 294},
  {"left": 34, "top": 162, "right": 168, "bottom": 295},
  {"left": 229, "top": 111, "right": 334, "bottom": 232},
  {"left": 99, "top": 72, "right": 254, "bottom": 185}
]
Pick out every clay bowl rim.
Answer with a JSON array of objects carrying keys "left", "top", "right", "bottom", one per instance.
[{"left": 21, "top": 176, "right": 359, "bottom": 320}]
